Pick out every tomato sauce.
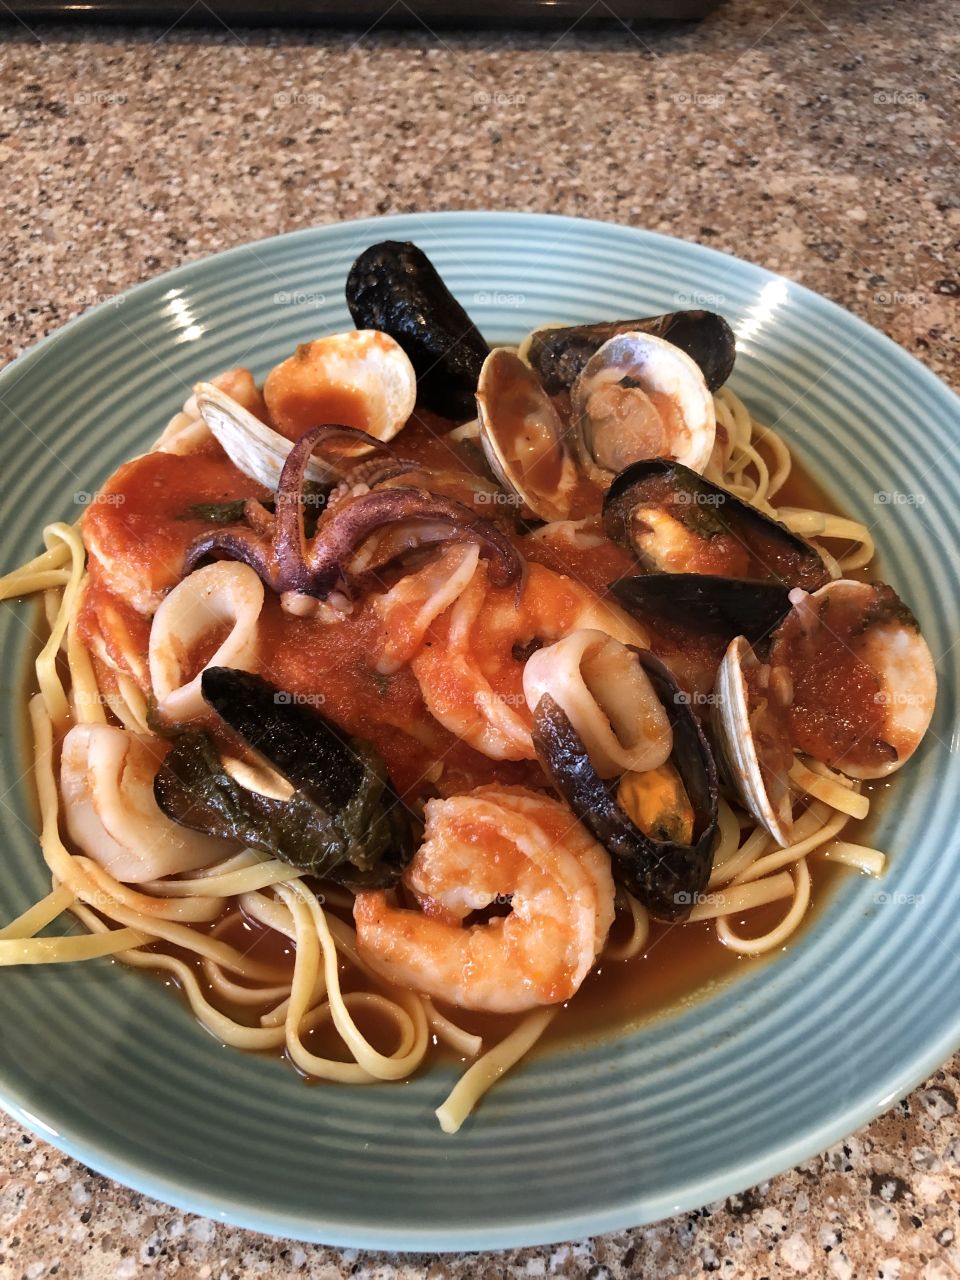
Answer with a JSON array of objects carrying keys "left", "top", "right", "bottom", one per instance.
[
  {"left": 82, "top": 445, "right": 269, "bottom": 607},
  {"left": 73, "top": 394, "right": 893, "bottom": 1063}
]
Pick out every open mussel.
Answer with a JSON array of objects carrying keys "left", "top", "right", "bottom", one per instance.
[
  {"left": 603, "top": 458, "right": 829, "bottom": 590},
  {"left": 529, "top": 642, "right": 719, "bottom": 921},
  {"left": 154, "top": 666, "right": 413, "bottom": 887},
  {"left": 521, "top": 310, "right": 737, "bottom": 397},
  {"left": 571, "top": 332, "right": 717, "bottom": 483},
  {"left": 346, "top": 241, "right": 489, "bottom": 420},
  {"left": 767, "top": 580, "right": 937, "bottom": 780},
  {"left": 475, "top": 347, "right": 580, "bottom": 522}
]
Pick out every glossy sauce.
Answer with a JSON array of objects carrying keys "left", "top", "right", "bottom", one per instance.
[{"left": 64, "top": 404, "right": 890, "bottom": 1067}]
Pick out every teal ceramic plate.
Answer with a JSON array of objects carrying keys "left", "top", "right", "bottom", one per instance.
[{"left": 1, "top": 213, "right": 958, "bottom": 1251}]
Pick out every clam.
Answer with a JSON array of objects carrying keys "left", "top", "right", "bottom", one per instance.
[
  {"left": 263, "top": 330, "right": 417, "bottom": 443},
  {"left": 768, "top": 580, "right": 937, "bottom": 780},
  {"left": 520, "top": 310, "right": 737, "bottom": 397},
  {"left": 195, "top": 382, "right": 383, "bottom": 491},
  {"left": 571, "top": 332, "right": 717, "bottom": 482},
  {"left": 475, "top": 348, "right": 580, "bottom": 522},
  {"left": 713, "top": 635, "right": 795, "bottom": 846},
  {"left": 603, "top": 459, "right": 829, "bottom": 590},
  {"left": 346, "top": 240, "right": 489, "bottom": 420}
]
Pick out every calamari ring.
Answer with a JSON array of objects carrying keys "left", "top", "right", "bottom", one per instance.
[{"left": 410, "top": 562, "right": 648, "bottom": 761}]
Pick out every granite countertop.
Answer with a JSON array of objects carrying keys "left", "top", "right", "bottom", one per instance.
[{"left": 1, "top": 0, "right": 959, "bottom": 1275}]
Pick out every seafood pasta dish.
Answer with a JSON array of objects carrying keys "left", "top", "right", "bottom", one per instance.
[{"left": 0, "top": 242, "right": 937, "bottom": 1133}]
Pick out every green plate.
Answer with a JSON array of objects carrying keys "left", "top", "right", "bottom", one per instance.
[{"left": 1, "top": 213, "right": 958, "bottom": 1250}]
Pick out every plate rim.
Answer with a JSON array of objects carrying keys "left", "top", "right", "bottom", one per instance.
[{"left": 1, "top": 209, "right": 958, "bottom": 1251}]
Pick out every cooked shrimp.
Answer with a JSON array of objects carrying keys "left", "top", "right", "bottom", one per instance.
[
  {"left": 354, "top": 785, "right": 615, "bottom": 1013},
  {"left": 410, "top": 561, "right": 648, "bottom": 760}
]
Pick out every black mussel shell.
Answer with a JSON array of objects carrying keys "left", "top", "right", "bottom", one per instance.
[
  {"left": 603, "top": 458, "right": 829, "bottom": 592},
  {"left": 526, "top": 310, "right": 736, "bottom": 396},
  {"left": 346, "top": 240, "right": 489, "bottom": 420},
  {"left": 531, "top": 650, "right": 719, "bottom": 922},
  {"left": 154, "top": 667, "right": 412, "bottom": 886},
  {"left": 612, "top": 573, "right": 792, "bottom": 647}
]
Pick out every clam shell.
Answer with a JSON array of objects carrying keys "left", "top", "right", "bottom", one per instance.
[
  {"left": 713, "top": 635, "right": 794, "bottom": 846},
  {"left": 194, "top": 382, "right": 341, "bottom": 490},
  {"left": 475, "top": 348, "right": 578, "bottom": 522},
  {"left": 263, "top": 330, "right": 417, "bottom": 443},
  {"left": 571, "top": 331, "right": 716, "bottom": 481}
]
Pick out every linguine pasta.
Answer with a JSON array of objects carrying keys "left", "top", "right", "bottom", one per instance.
[{"left": 0, "top": 377, "right": 892, "bottom": 1134}]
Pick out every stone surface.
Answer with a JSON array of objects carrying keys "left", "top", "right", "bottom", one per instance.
[{"left": 0, "top": 0, "right": 958, "bottom": 1275}]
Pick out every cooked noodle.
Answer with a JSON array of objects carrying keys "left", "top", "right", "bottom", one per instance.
[{"left": 0, "top": 382, "right": 891, "bottom": 1133}]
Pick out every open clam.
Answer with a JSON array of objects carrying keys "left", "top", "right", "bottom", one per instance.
[
  {"left": 603, "top": 459, "right": 829, "bottom": 590},
  {"left": 768, "top": 580, "right": 937, "bottom": 780},
  {"left": 263, "top": 330, "right": 417, "bottom": 443},
  {"left": 195, "top": 382, "right": 385, "bottom": 491},
  {"left": 713, "top": 635, "right": 795, "bottom": 846},
  {"left": 521, "top": 310, "right": 737, "bottom": 397},
  {"left": 571, "top": 332, "right": 717, "bottom": 482},
  {"left": 475, "top": 348, "right": 580, "bottom": 522}
]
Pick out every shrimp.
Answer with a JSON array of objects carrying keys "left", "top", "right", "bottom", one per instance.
[
  {"left": 353, "top": 785, "right": 615, "bottom": 1013},
  {"left": 410, "top": 561, "right": 648, "bottom": 760}
]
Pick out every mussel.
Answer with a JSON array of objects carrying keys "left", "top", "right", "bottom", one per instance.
[
  {"left": 767, "top": 580, "right": 937, "bottom": 780},
  {"left": 154, "top": 667, "right": 413, "bottom": 887},
  {"left": 531, "top": 647, "right": 719, "bottom": 921},
  {"left": 475, "top": 347, "right": 580, "bottom": 522},
  {"left": 603, "top": 459, "right": 829, "bottom": 590},
  {"left": 521, "top": 310, "right": 737, "bottom": 397},
  {"left": 713, "top": 635, "right": 795, "bottom": 845},
  {"left": 611, "top": 574, "right": 793, "bottom": 648},
  {"left": 571, "top": 333, "right": 717, "bottom": 482},
  {"left": 346, "top": 241, "right": 489, "bottom": 420}
]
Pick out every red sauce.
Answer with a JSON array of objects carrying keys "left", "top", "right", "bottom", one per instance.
[
  {"left": 82, "top": 445, "right": 268, "bottom": 606},
  {"left": 772, "top": 590, "right": 893, "bottom": 772},
  {"left": 76, "top": 388, "right": 891, "bottom": 1066},
  {"left": 256, "top": 592, "right": 540, "bottom": 802}
]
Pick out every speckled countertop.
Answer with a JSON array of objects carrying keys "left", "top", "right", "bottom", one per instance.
[{"left": 1, "top": 1, "right": 959, "bottom": 1276}]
